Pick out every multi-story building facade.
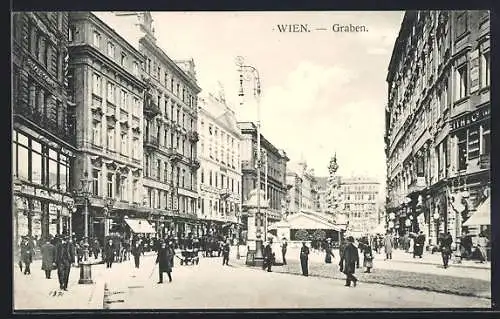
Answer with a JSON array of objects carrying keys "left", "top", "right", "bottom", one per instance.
[
  {"left": 197, "top": 93, "right": 242, "bottom": 237},
  {"left": 92, "top": 12, "right": 202, "bottom": 239},
  {"left": 341, "top": 177, "right": 380, "bottom": 234},
  {"left": 12, "top": 12, "right": 76, "bottom": 247},
  {"left": 385, "top": 11, "right": 490, "bottom": 244},
  {"left": 285, "top": 161, "right": 319, "bottom": 213},
  {"left": 67, "top": 12, "right": 146, "bottom": 241},
  {"left": 239, "top": 122, "right": 289, "bottom": 229},
  {"left": 316, "top": 177, "right": 329, "bottom": 213}
]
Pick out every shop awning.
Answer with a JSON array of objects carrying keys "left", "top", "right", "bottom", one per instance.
[
  {"left": 124, "top": 218, "right": 156, "bottom": 234},
  {"left": 463, "top": 198, "right": 490, "bottom": 227}
]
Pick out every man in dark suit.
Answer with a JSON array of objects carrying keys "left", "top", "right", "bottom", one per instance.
[
  {"left": 20, "top": 236, "right": 35, "bottom": 275},
  {"left": 281, "top": 239, "right": 288, "bottom": 265},
  {"left": 262, "top": 239, "right": 273, "bottom": 272},
  {"left": 104, "top": 238, "right": 115, "bottom": 268},
  {"left": 300, "top": 241, "right": 310, "bottom": 276},
  {"left": 41, "top": 237, "right": 56, "bottom": 279},
  {"left": 131, "top": 237, "right": 143, "bottom": 268},
  {"left": 222, "top": 241, "right": 230, "bottom": 266},
  {"left": 339, "top": 236, "right": 360, "bottom": 287},
  {"left": 156, "top": 240, "right": 174, "bottom": 284},
  {"left": 54, "top": 235, "right": 75, "bottom": 290}
]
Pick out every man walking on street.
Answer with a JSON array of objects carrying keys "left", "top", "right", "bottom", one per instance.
[
  {"left": 222, "top": 240, "right": 230, "bottom": 266},
  {"left": 55, "top": 235, "right": 74, "bottom": 291},
  {"left": 156, "top": 241, "right": 174, "bottom": 284},
  {"left": 300, "top": 241, "right": 310, "bottom": 276},
  {"left": 131, "top": 237, "right": 142, "bottom": 269},
  {"left": 281, "top": 238, "right": 288, "bottom": 265},
  {"left": 41, "top": 237, "right": 56, "bottom": 279},
  {"left": 414, "top": 231, "right": 425, "bottom": 258},
  {"left": 104, "top": 238, "right": 115, "bottom": 269},
  {"left": 262, "top": 239, "right": 273, "bottom": 272},
  {"left": 20, "top": 236, "right": 35, "bottom": 275},
  {"left": 441, "top": 232, "right": 453, "bottom": 269},
  {"left": 339, "top": 236, "right": 360, "bottom": 287},
  {"left": 383, "top": 232, "right": 393, "bottom": 260}
]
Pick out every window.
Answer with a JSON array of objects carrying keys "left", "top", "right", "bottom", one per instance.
[
  {"left": 215, "top": 173, "right": 218, "bottom": 188},
  {"left": 468, "top": 127, "right": 480, "bottom": 159},
  {"left": 133, "top": 61, "right": 139, "bottom": 76},
  {"left": 144, "top": 155, "right": 150, "bottom": 177},
  {"left": 164, "top": 161, "right": 168, "bottom": 183},
  {"left": 92, "top": 169, "right": 100, "bottom": 195},
  {"left": 107, "top": 42, "right": 115, "bottom": 57},
  {"left": 92, "top": 73, "right": 102, "bottom": 96},
  {"left": 201, "top": 169, "right": 204, "bottom": 184},
  {"left": 107, "top": 173, "right": 114, "bottom": 198},
  {"left": 455, "top": 12, "right": 468, "bottom": 38},
  {"left": 157, "top": 160, "right": 161, "bottom": 181},
  {"left": 209, "top": 170, "right": 213, "bottom": 186},
  {"left": 157, "top": 66, "right": 161, "bottom": 79},
  {"left": 182, "top": 169, "right": 186, "bottom": 188},
  {"left": 480, "top": 51, "right": 490, "bottom": 88},
  {"left": 457, "top": 131, "right": 467, "bottom": 170},
  {"left": 121, "top": 53, "right": 127, "bottom": 67},
  {"left": 92, "top": 121, "right": 101, "bottom": 146},
  {"left": 132, "top": 180, "right": 138, "bottom": 203},
  {"left": 93, "top": 31, "right": 101, "bottom": 47},
  {"left": 107, "top": 128, "right": 115, "bottom": 150},
  {"left": 164, "top": 72, "right": 168, "bottom": 87},
  {"left": 121, "top": 133, "right": 127, "bottom": 155},
  {"left": 119, "top": 177, "right": 127, "bottom": 201},
  {"left": 456, "top": 65, "right": 468, "bottom": 100},
  {"left": 107, "top": 82, "right": 115, "bottom": 103},
  {"left": 147, "top": 59, "right": 151, "bottom": 74},
  {"left": 31, "top": 140, "right": 42, "bottom": 185},
  {"left": 176, "top": 167, "right": 180, "bottom": 186}
]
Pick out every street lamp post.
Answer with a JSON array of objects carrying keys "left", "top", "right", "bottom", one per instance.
[
  {"left": 236, "top": 56, "right": 264, "bottom": 264},
  {"left": 77, "top": 172, "right": 94, "bottom": 284},
  {"left": 236, "top": 209, "right": 241, "bottom": 259}
]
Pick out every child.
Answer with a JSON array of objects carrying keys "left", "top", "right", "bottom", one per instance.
[{"left": 361, "top": 243, "right": 374, "bottom": 273}]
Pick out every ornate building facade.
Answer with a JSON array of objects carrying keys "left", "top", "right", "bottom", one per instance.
[
  {"left": 341, "top": 177, "right": 380, "bottom": 234},
  {"left": 12, "top": 12, "right": 76, "bottom": 247},
  {"left": 285, "top": 170, "right": 302, "bottom": 215},
  {"left": 238, "top": 122, "right": 289, "bottom": 228},
  {"left": 92, "top": 12, "right": 202, "bottom": 239},
  {"left": 385, "top": 11, "right": 490, "bottom": 244},
  {"left": 67, "top": 12, "right": 146, "bottom": 241},
  {"left": 197, "top": 93, "right": 242, "bottom": 237}
]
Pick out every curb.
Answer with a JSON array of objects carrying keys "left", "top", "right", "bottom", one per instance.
[
  {"left": 232, "top": 262, "right": 491, "bottom": 300},
  {"left": 382, "top": 258, "right": 490, "bottom": 270}
]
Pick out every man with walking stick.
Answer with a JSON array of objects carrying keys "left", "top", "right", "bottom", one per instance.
[{"left": 155, "top": 240, "right": 174, "bottom": 284}]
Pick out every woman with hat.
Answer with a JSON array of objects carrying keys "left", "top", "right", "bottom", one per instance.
[
  {"left": 338, "top": 236, "right": 359, "bottom": 287},
  {"left": 300, "top": 241, "right": 310, "bottom": 276}
]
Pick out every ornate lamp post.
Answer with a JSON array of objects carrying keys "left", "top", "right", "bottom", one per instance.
[
  {"left": 433, "top": 211, "right": 441, "bottom": 246},
  {"left": 236, "top": 209, "right": 241, "bottom": 259},
  {"left": 76, "top": 171, "right": 93, "bottom": 284},
  {"left": 236, "top": 55, "right": 264, "bottom": 264}
]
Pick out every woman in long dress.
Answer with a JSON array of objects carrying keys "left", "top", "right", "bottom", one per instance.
[{"left": 408, "top": 237, "right": 415, "bottom": 254}]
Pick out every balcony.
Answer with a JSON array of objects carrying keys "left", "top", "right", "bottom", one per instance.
[
  {"left": 167, "top": 147, "right": 183, "bottom": 162},
  {"left": 479, "top": 154, "right": 490, "bottom": 170},
  {"left": 407, "top": 177, "right": 426, "bottom": 195},
  {"left": 189, "top": 158, "right": 201, "bottom": 170},
  {"left": 143, "top": 94, "right": 161, "bottom": 118},
  {"left": 14, "top": 102, "right": 73, "bottom": 143},
  {"left": 220, "top": 188, "right": 231, "bottom": 200},
  {"left": 188, "top": 131, "right": 199, "bottom": 143},
  {"left": 144, "top": 136, "right": 159, "bottom": 151}
]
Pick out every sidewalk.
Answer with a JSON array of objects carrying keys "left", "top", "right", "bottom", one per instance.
[{"left": 14, "top": 259, "right": 106, "bottom": 310}]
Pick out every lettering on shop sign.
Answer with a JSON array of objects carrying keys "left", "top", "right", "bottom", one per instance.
[{"left": 451, "top": 106, "right": 490, "bottom": 131}]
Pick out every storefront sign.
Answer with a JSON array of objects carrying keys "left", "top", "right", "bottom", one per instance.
[{"left": 451, "top": 106, "right": 490, "bottom": 131}]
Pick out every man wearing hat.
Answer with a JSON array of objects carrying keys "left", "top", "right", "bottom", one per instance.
[
  {"left": 324, "top": 238, "right": 334, "bottom": 264},
  {"left": 281, "top": 238, "right": 288, "bottom": 265},
  {"left": 20, "top": 236, "right": 35, "bottom": 275},
  {"left": 300, "top": 241, "right": 310, "bottom": 276},
  {"left": 338, "top": 236, "right": 360, "bottom": 287},
  {"left": 262, "top": 238, "right": 273, "bottom": 272},
  {"left": 54, "top": 234, "right": 75, "bottom": 290}
]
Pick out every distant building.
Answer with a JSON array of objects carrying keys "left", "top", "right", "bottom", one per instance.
[
  {"left": 238, "top": 122, "right": 289, "bottom": 227},
  {"left": 197, "top": 93, "right": 242, "bottom": 238},
  {"left": 316, "top": 177, "right": 329, "bottom": 213},
  {"left": 340, "top": 176, "right": 380, "bottom": 234}
]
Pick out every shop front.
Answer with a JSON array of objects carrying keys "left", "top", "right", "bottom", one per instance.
[{"left": 13, "top": 183, "right": 74, "bottom": 247}]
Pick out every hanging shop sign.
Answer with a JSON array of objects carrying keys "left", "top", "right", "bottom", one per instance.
[{"left": 450, "top": 105, "right": 490, "bottom": 131}]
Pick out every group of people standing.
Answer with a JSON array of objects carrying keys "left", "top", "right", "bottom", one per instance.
[{"left": 18, "top": 234, "right": 75, "bottom": 291}]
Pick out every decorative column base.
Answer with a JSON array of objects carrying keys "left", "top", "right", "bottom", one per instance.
[{"left": 78, "top": 261, "right": 93, "bottom": 284}]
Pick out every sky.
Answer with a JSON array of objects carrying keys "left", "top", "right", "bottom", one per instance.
[{"left": 149, "top": 11, "right": 404, "bottom": 181}]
